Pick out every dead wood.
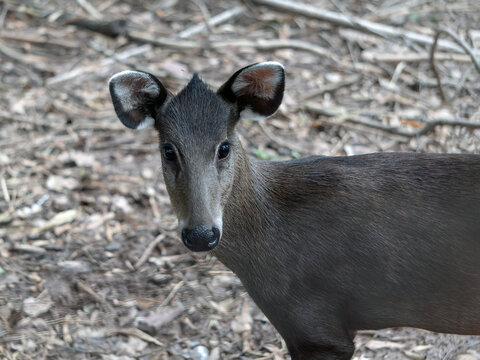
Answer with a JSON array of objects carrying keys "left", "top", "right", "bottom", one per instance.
[
  {"left": 305, "top": 102, "right": 480, "bottom": 137},
  {"left": 251, "top": 0, "right": 467, "bottom": 53}
]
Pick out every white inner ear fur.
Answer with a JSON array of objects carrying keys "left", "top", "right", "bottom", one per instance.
[
  {"left": 240, "top": 107, "right": 268, "bottom": 121},
  {"left": 231, "top": 61, "right": 284, "bottom": 100},
  {"left": 136, "top": 116, "right": 155, "bottom": 129},
  {"left": 109, "top": 70, "right": 160, "bottom": 113}
]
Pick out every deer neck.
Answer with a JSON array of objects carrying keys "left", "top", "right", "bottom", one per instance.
[{"left": 214, "top": 143, "right": 277, "bottom": 272}]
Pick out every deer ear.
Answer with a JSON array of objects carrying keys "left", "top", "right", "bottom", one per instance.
[
  {"left": 108, "top": 70, "right": 168, "bottom": 129},
  {"left": 218, "top": 62, "right": 285, "bottom": 121}
]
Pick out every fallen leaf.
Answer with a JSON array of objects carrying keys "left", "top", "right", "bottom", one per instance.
[
  {"left": 23, "top": 296, "right": 52, "bottom": 317},
  {"left": 46, "top": 175, "right": 80, "bottom": 192},
  {"left": 136, "top": 305, "right": 185, "bottom": 334}
]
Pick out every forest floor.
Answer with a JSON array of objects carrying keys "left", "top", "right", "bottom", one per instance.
[{"left": 1, "top": 0, "right": 480, "bottom": 359}]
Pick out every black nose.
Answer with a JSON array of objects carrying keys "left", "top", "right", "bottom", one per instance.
[{"left": 182, "top": 226, "right": 220, "bottom": 252}]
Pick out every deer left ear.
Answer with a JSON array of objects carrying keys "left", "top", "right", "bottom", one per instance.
[
  {"left": 218, "top": 62, "right": 285, "bottom": 121},
  {"left": 109, "top": 70, "right": 168, "bottom": 130}
]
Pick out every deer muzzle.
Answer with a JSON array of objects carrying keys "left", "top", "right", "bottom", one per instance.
[{"left": 181, "top": 225, "right": 220, "bottom": 251}]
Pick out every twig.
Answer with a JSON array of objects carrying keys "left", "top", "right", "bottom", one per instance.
[
  {"left": 0, "top": 31, "right": 81, "bottom": 49},
  {"left": 134, "top": 233, "right": 166, "bottom": 270},
  {"left": 362, "top": 51, "right": 472, "bottom": 64},
  {"left": 193, "top": 0, "right": 213, "bottom": 35},
  {"left": 429, "top": 28, "right": 480, "bottom": 103},
  {"left": 76, "top": 280, "right": 107, "bottom": 304},
  {"left": 180, "top": 6, "right": 245, "bottom": 38},
  {"left": 107, "top": 328, "right": 164, "bottom": 347},
  {"left": 0, "top": 41, "right": 54, "bottom": 73},
  {"left": 211, "top": 39, "right": 338, "bottom": 61},
  {"left": 65, "top": 18, "right": 127, "bottom": 37},
  {"left": 301, "top": 74, "right": 362, "bottom": 100},
  {"left": 0, "top": 4, "right": 9, "bottom": 29},
  {"left": 255, "top": 121, "right": 310, "bottom": 154},
  {"left": 1, "top": 177, "right": 10, "bottom": 203},
  {"left": 128, "top": 31, "right": 199, "bottom": 49},
  {"left": 179, "top": 6, "right": 245, "bottom": 38},
  {"left": 76, "top": 0, "right": 103, "bottom": 20},
  {"left": 430, "top": 32, "right": 446, "bottom": 103},
  {"left": 160, "top": 280, "right": 185, "bottom": 307},
  {"left": 46, "top": 44, "right": 151, "bottom": 85},
  {"left": 305, "top": 102, "right": 480, "bottom": 137},
  {"left": 436, "top": 28, "right": 480, "bottom": 73},
  {"left": 128, "top": 32, "right": 338, "bottom": 61},
  {"left": 251, "top": 0, "right": 467, "bottom": 53}
]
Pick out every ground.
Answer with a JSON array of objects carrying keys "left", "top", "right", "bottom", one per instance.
[{"left": 1, "top": 0, "right": 480, "bottom": 359}]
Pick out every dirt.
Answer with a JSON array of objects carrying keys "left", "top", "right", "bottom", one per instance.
[{"left": 0, "top": 0, "right": 479, "bottom": 359}]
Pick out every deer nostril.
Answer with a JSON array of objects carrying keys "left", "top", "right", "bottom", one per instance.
[
  {"left": 181, "top": 229, "right": 192, "bottom": 248},
  {"left": 182, "top": 225, "right": 220, "bottom": 252},
  {"left": 210, "top": 227, "right": 220, "bottom": 246}
]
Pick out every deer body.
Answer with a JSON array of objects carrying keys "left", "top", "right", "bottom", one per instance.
[
  {"left": 109, "top": 63, "right": 480, "bottom": 359},
  {"left": 219, "top": 151, "right": 480, "bottom": 358}
]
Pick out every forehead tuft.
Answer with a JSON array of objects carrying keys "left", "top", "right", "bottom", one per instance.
[{"left": 160, "top": 75, "right": 228, "bottom": 141}]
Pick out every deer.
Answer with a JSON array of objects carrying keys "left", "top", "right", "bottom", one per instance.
[{"left": 108, "top": 62, "right": 480, "bottom": 360}]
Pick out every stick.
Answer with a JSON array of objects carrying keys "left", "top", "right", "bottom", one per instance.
[
  {"left": 179, "top": 6, "right": 246, "bottom": 38},
  {"left": 255, "top": 121, "right": 310, "bottom": 154},
  {"left": 76, "top": 280, "right": 107, "bottom": 304},
  {"left": 193, "top": 0, "right": 213, "bottom": 35},
  {"left": 134, "top": 233, "right": 166, "bottom": 270},
  {"left": 127, "top": 32, "right": 338, "bottom": 61},
  {"left": 251, "top": 0, "right": 466, "bottom": 53},
  {"left": 211, "top": 39, "right": 338, "bottom": 61},
  {"left": 107, "top": 328, "right": 164, "bottom": 347},
  {"left": 301, "top": 74, "right": 362, "bottom": 100},
  {"left": 304, "top": 102, "right": 480, "bottom": 137},
  {"left": 436, "top": 28, "right": 480, "bottom": 74},
  {"left": 46, "top": 44, "right": 151, "bottom": 85},
  {"left": 76, "top": 0, "right": 103, "bottom": 20},
  {"left": 362, "top": 51, "right": 472, "bottom": 64},
  {"left": 429, "top": 32, "right": 446, "bottom": 103},
  {"left": 429, "top": 27, "right": 480, "bottom": 103},
  {"left": 160, "top": 280, "right": 185, "bottom": 307},
  {"left": 0, "top": 41, "right": 54, "bottom": 73}
]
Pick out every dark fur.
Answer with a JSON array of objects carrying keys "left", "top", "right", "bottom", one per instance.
[
  {"left": 110, "top": 65, "right": 480, "bottom": 360},
  {"left": 218, "top": 152, "right": 480, "bottom": 359}
]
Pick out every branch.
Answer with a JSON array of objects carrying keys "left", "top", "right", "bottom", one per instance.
[
  {"left": 304, "top": 102, "right": 480, "bottom": 137},
  {"left": 179, "top": 6, "right": 246, "bottom": 38},
  {"left": 251, "top": 0, "right": 467, "bottom": 53},
  {"left": 429, "top": 28, "right": 480, "bottom": 103},
  {"left": 435, "top": 28, "right": 480, "bottom": 74},
  {"left": 429, "top": 32, "right": 446, "bottom": 103},
  {"left": 362, "top": 51, "right": 472, "bottom": 64},
  {"left": 127, "top": 32, "right": 338, "bottom": 61}
]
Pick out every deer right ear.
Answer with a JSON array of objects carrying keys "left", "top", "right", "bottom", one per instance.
[
  {"left": 108, "top": 70, "right": 168, "bottom": 130},
  {"left": 217, "top": 62, "right": 285, "bottom": 121}
]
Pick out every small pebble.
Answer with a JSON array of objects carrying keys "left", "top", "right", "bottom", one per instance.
[{"left": 190, "top": 345, "right": 209, "bottom": 360}]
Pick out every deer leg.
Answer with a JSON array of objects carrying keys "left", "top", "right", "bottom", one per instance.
[{"left": 288, "top": 341, "right": 354, "bottom": 360}]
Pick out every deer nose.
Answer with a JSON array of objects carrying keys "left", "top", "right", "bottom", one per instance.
[{"left": 182, "top": 225, "right": 220, "bottom": 252}]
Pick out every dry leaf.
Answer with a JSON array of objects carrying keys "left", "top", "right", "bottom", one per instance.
[
  {"left": 23, "top": 296, "right": 52, "bottom": 317},
  {"left": 136, "top": 305, "right": 185, "bottom": 334}
]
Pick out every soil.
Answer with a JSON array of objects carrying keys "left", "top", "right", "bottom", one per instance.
[{"left": 0, "top": 0, "right": 479, "bottom": 359}]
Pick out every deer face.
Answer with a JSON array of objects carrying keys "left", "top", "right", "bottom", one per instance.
[{"left": 109, "top": 62, "right": 284, "bottom": 251}]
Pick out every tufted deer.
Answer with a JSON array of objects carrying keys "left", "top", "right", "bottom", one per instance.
[{"left": 109, "top": 62, "right": 480, "bottom": 360}]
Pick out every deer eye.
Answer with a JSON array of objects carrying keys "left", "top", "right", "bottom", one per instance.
[
  {"left": 218, "top": 142, "right": 230, "bottom": 160},
  {"left": 163, "top": 144, "right": 176, "bottom": 162}
]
